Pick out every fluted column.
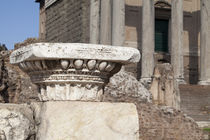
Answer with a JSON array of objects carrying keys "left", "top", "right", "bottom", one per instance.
[
  {"left": 171, "top": 0, "right": 185, "bottom": 83},
  {"left": 141, "top": 0, "right": 155, "bottom": 83},
  {"left": 112, "top": 0, "right": 125, "bottom": 46},
  {"left": 199, "top": 0, "right": 210, "bottom": 85}
]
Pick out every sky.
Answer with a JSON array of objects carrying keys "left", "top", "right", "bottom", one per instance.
[{"left": 0, "top": 0, "right": 39, "bottom": 50}]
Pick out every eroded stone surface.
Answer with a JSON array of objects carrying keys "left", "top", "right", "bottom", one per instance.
[
  {"left": 10, "top": 43, "right": 140, "bottom": 64},
  {"left": 104, "top": 69, "right": 152, "bottom": 103},
  {"left": 0, "top": 49, "right": 39, "bottom": 103},
  {"left": 0, "top": 104, "right": 35, "bottom": 140},
  {"left": 35, "top": 101, "right": 139, "bottom": 140},
  {"left": 150, "top": 63, "right": 180, "bottom": 109},
  {"left": 103, "top": 92, "right": 204, "bottom": 140},
  {"left": 10, "top": 43, "right": 140, "bottom": 101}
]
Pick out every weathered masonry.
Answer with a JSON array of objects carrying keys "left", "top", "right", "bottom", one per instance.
[
  {"left": 36, "top": 0, "right": 210, "bottom": 86},
  {"left": 35, "top": 0, "right": 210, "bottom": 127}
]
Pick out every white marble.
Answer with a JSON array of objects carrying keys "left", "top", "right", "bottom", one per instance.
[
  {"left": 10, "top": 43, "right": 140, "bottom": 101},
  {"left": 199, "top": 0, "right": 210, "bottom": 85},
  {"left": 141, "top": 0, "right": 155, "bottom": 82},
  {"left": 171, "top": 0, "right": 184, "bottom": 82},
  {"left": 36, "top": 101, "right": 139, "bottom": 140},
  {"left": 100, "top": 0, "right": 112, "bottom": 45},
  {"left": 90, "top": 0, "right": 100, "bottom": 44},
  {"left": 112, "top": 0, "right": 125, "bottom": 46},
  {"left": 10, "top": 43, "right": 140, "bottom": 64}
]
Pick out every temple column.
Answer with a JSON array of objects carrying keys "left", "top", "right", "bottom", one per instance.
[
  {"left": 100, "top": 0, "right": 112, "bottom": 45},
  {"left": 171, "top": 0, "right": 185, "bottom": 83},
  {"left": 90, "top": 0, "right": 100, "bottom": 44},
  {"left": 199, "top": 0, "right": 210, "bottom": 85},
  {"left": 141, "top": 0, "right": 155, "bottom": 83},
  {"left": 112, "top": 0, "right": 125, "bottom": 46}
]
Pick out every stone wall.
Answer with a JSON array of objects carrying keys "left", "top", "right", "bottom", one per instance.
[
  {"left": 0, "top": 48, "right": 39, "bottom": 103},
  {"left": 45, "top": 0, "right": 90, "bottom": 43}
]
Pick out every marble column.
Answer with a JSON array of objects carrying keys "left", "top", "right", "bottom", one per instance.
[
  {"left": 171, "top": 0, "right": 185, "bottom": 83},
  {"left": 112, "top": 0, "right": 125, "bottom": 46},
  {"left": 100, "top": 0, "right": 112, "bottom": 45},
  {"left": 38, "top": 0, "right": 46, "bottom": 41},
  {"left": 199, "top": 0, "right": 210, "bottom": 85},
  {"left": 141, "top": 0, "right": 155, "bottom": 83},
  {"left": 90, "top": 0, "right": 100, "bottom": 44}
]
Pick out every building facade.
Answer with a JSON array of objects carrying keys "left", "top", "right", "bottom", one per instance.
[
  {"left": 36, "top": 0, "right": 210, "bottom": 85},
  {"left": 35, "top": 0, "right": 210, "bottom": 128}
]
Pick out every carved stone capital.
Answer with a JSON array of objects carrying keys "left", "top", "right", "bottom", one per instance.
[{"left": 10, "top": 43, "right": 140, "bottom": 101}]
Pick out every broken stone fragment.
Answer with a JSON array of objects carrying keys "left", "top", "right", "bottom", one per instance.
[{"left": 0, "top": 103, "right": 35, "bottom": 140}]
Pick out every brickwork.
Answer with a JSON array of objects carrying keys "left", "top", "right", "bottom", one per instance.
[{"left": 45, "top": 0, "right": 90, "bottom": 43}]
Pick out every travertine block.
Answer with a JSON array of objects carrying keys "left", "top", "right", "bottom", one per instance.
[{"left": 35, "top": 101, "right": 139, "bottom": 140}]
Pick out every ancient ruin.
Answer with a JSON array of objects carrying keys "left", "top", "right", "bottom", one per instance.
[{"left": 0, "top": 0, "right": 209, "bottom": 139}]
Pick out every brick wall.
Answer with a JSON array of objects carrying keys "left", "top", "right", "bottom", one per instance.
[{"left": 45, "top": 0, "right": 90, "bottom": 43}]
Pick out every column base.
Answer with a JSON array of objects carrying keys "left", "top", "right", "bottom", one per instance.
[{"left": 198, "top": 80, "right": 210, "bottom": 85}]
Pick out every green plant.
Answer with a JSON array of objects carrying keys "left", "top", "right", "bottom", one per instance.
[{"left": 203, "top": 128, "right": 210, "bottom": 132}]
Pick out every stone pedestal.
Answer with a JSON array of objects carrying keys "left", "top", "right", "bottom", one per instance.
[
  {"left": 35, "top": 101, "right": 139, "bottom": 140},
  {"left": 171, "top": 0, "right": 185, "bottom": 83},
  {"left": 141, "top": 0, "right": 155, "bottom": 83},
  {"left": 199, "top": 0, "right": 210, "bottom": 85},
  {"left": 10, "top": 43, "right": 140, "bottom": 139}
]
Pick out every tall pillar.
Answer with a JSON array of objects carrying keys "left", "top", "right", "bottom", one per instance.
[
  {"left": 38, "top": 0, "right": 46, "bottom": 41},
  {"left": 199, "top": 0, "right": 210, "bottom": 85},
  {"left": 141, "top": 0, "right": 155, "bottom": 83},
  {"left": 112, "top": 0, "right": 125, "bottom": 46},
  {"left": 171, "top": 0, "right": 184, "bottom": 83},
  {"left": 90, "top": 0, "right": 100, "bottom": 44},
  {"left": 100, "top": 0, "right": 112, "bottom": 45}
]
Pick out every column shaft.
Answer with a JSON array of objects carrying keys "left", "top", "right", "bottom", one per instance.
[
  {"left": 100, "top": 0, "right": 112, "bottom": 45},
  {"left": 112, "top": 0, "right": 125, "bottom": 46},
  {"left": 199, "top": 0, "right": 210, "bottom": 85},
  {"left": 141, "top": 0, "right": 155, "bottom": 82},
  {"left": 90, "top": 0, "right": 100, "bottom": 44},
  {"left": 171, "top": 0, "right": 184, "bottom": 82}
]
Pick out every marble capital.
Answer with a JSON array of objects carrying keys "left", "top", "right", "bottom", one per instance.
[{"left": 10, "top": 43, "right": 140, "bottom": 101}]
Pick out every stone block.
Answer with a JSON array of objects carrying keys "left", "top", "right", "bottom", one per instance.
[
  {"left": 0, "top": 104, "right": 34, "bottom": 140},
  {"left": 35, "top": 101, "right": 139, "bottom": 140}
]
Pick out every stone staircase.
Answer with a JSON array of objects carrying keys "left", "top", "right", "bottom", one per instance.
[{"left": 180, "top": 84, "right": 210, "bottom": 139}]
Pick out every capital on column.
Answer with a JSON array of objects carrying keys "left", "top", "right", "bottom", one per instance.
[{"left": 10, "top": 43, "right": 140, "bottom": 101}]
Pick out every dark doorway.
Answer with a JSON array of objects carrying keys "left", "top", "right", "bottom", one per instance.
[{"left": 155, "top": 19, "right": 169, "bottom": 53}]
